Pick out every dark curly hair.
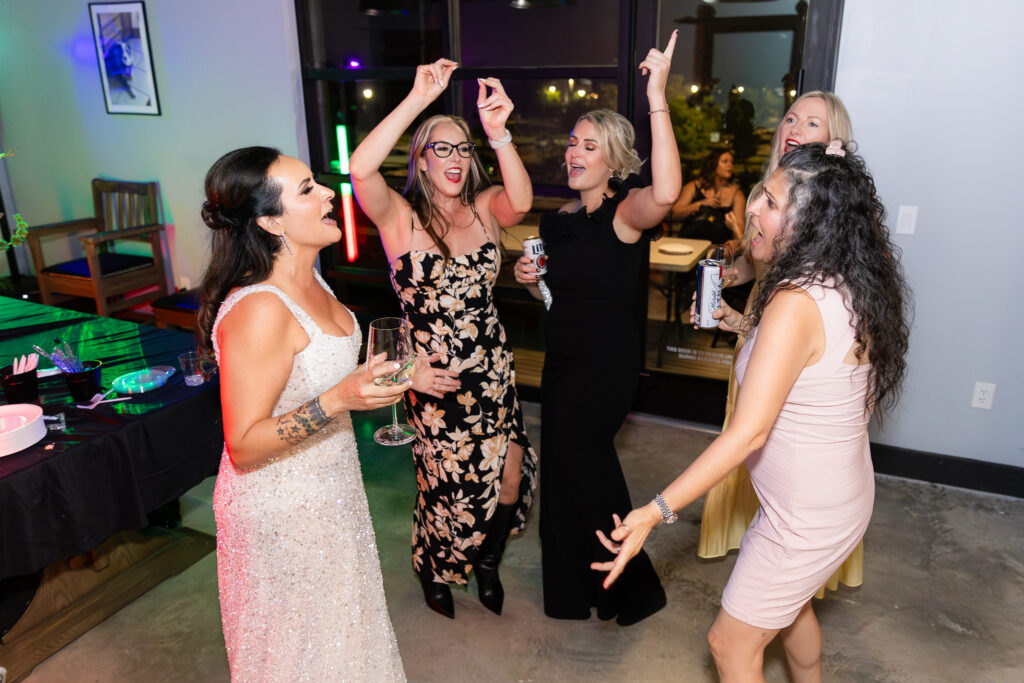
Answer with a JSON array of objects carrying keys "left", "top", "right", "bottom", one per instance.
[
  {"left": 196, "top": 146, "right": 285, "bottom": 360},
  {"left": 748, "top": 142, "right": 912, "bottom": 417}
]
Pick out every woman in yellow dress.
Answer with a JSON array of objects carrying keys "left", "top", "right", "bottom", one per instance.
[{"left": 698, "top": 91, "right": 860, "bottom": 596}]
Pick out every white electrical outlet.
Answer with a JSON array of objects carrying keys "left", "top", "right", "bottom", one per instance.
[
  {"left": 896, "top": 205, "right": 917, "bottom": 234},
  {"left": 971, "top": 382, "right": 996, "bottom": 410},
  {"left": 178, "top": 276, "right": 192, "bottom": 290}
]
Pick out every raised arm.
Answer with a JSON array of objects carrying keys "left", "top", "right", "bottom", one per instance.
[
  {"left": 476, "top": 77, "right": 533, "bottom": 229},
  {"left": 217, "top": 293, "right": 407, "bottom": 470},
  {"left": 593, "top": 288, "right": 824, "bottom": 586},
  {"left": 349, "top": 59, "right": 458, "bottom": 238},
  {"left": 616, "top": 30, "right": 683, "bottom": 235}
]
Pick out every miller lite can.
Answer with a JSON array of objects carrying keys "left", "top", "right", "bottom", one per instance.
[
  {"left": 694, "top": 258, "right": 723, "bottom": 328},
  {"left": 522, "top": 236, "right": 548, "bottom": 276}
]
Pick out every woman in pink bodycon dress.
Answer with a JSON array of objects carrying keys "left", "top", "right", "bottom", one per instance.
[{"left": 594, "top": 141, "right": 911, "bottom": 682}]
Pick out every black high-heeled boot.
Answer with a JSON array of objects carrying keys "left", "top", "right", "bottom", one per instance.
[
  {"left": 475, "top": 501, "right": 516, "bottom": 615},
  {"left": 420, "top": 573, "right": 455, "bottom": 619}
]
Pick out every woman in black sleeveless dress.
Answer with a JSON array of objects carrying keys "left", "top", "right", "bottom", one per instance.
[
  {"left": 351, "top": 59, "right": 537, "bottom": 619},
  {"left": 669, "top": 148, "right": 745, "bottom": 243},
  {"left": 515, "top": 32, "right": 681, "bottom": 625}
]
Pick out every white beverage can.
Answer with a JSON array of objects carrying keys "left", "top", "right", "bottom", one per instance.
[
  {"left": 522, "top": 236, "right": 548, "bottom": 276},
  {"left": 695, "top": 258, "right": 723, "bottom": 328}
]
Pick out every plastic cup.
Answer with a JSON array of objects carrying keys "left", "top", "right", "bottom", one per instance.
[
  {"left": 63, "top": 361, "right": 102, "bottom": 403},
  {"left": 178, "top": 351, "right": 203, "bottom": 387},
  {"left": 1, "top": 365, "right": 41, "bottom": 405}
]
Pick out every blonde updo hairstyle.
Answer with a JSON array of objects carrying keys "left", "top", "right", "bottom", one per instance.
[{"left": 574, "top": 109, "right": 644, "bottom": 180}]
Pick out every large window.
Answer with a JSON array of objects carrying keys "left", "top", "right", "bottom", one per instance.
[
  {"left": 457, "top": 0, "right": 620, "bottom": 69},
  {"left": 295, "top": 0, "right": 842, "bottom": 422},
  {"left": 643, "top": 0, "right": 818, "bottom": 391}
]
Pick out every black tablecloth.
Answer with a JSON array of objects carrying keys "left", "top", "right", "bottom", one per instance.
[{"left": 0, "top": 297, "right": 222, "bottom": 579}]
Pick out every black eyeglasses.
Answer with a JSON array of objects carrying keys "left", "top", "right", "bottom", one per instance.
[{"left": 424, "top": 141, "right": 476, "bottom": 158}]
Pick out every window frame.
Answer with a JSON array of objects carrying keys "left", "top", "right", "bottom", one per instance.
[{"left": 294, "top": 0, "right": 845, "bottom": 423}]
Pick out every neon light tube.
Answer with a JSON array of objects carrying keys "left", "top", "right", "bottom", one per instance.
[
  {"left": 340, "top": 183, "right": 358, "bottom": 262},
  {"left": 336, "top": 124, "right": 350, "bottom": 175}
]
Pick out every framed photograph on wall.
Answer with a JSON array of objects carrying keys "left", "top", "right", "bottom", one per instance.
[{"left": 89, "top": 2, "right": 161, "bottom": 115}]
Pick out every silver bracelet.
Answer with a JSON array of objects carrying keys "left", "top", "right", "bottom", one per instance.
[
  {"left": 654, "top": 493, "right": 678, "bottom": 524},
  {"left": 537, "top": 279, "right": 553, "bottom": 311},
  {"left": 488, "top": 129, "right": 513, "bottom": 149},
  {"left": 648, "top": 108, "right": 670, "bottom": 116}
]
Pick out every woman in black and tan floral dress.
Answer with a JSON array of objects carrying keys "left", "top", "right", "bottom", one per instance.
[{"left": 350, "top": 58, "right": 537, "bottom": 619}]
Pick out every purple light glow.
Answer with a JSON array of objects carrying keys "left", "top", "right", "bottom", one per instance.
[
  {"left": 71, "top": 34, "right": 96, "bottom": 63},
  {"left": 348, "top": 59, "right": 361, "bottom": 68}
]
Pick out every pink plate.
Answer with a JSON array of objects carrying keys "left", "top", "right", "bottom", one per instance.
[{"left": 0, "top": 403, "right": 46, "bottom": 457}]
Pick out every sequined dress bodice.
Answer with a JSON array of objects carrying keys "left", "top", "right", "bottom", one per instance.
[{"left": 211, "top": 271, "right": 405, "bottom": 681}]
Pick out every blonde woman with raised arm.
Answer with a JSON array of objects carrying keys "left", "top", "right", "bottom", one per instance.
[
  {"left": 350, "top": 59, "right": 538, "bottom": 620},
  {"left": 514, "top": 31, "right": 681, "bottom": 626}
]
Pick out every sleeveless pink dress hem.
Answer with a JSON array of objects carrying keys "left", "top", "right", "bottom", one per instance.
[{"left": 721, "top": 280, "right": 874, "bottom": 630}]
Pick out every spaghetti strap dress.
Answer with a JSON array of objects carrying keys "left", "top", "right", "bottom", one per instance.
[
  {"left": 538, "top": 174, "right": 667, "bottom": 625},
  {"left": 722, "top": 280, "right": 874, "bottom": 629},
  {"left": 389, "top": 213, "right": 537, "bottom": 587},
  {"left": 677, "top": 182, "right": 736, "bottom": 243},
  {"left": 212, "top": 272, "right": 405, "bottom": 681}
]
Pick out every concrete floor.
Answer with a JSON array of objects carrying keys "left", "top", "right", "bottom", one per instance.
[{"left": 21, "top": 403, "right": 1024, "bottom": 682}]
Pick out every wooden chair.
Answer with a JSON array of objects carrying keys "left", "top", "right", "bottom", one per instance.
[
  {"left": 152, "top": 289, "right": 199, "bottom": 330},
  {"left": 26, "top": 179, "right": 169, "bottom": 317}
]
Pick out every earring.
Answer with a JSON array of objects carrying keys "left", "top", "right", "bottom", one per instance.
[{"left": 279, "top": 231, "right": 293, "bottom": 255}]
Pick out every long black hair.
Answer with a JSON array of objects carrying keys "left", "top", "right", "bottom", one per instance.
[
  {"left": 749, "top": 142, "right": 912, "bottom": 417},
  {"left": 196, "top": 146, "right": 284, "bottom": 360}
]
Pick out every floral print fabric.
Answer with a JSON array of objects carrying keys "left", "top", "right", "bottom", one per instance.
[{"left": 390, "top": 242, "right": 537, "bottom": 584}]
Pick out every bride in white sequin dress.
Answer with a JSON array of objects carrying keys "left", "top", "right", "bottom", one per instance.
[{"left": 197, "top": 147, "right": 440, "bottom": 681}]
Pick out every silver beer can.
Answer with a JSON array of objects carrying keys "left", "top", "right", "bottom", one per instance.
[
  {"left": 522, "top": 236, "right": 548, "bottom": 276},
  {"left": 695, "top": 258, "right": 723, "bottom": 328}
]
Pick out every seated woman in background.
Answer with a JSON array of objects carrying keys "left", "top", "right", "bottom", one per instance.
[
  {"left": 596, "top": 141, "right": 911, "bottom": 681},
  {"left": 669, "top": 148, "right": 745, "bottom": 243}
]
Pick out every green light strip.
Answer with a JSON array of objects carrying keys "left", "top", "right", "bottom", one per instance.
[{"left": 336, "top": 124, "right": 350, "bottom": 175}]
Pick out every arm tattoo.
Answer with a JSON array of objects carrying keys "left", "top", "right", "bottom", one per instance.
[{"left": 274, "top": 396, "right": 333, "bottom": 446}]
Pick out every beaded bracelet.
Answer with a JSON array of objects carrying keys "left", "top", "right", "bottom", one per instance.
[{"left": 649, "top": 108, "right": 670, "bottom": 115}]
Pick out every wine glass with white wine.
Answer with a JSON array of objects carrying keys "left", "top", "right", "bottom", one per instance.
[{"left": 367, "top": 317, "right": 417, "bottom": 446}]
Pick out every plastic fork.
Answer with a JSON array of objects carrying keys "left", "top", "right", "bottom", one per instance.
[{"left": 76, "top": 388, "right": 116, "bottom": 410}]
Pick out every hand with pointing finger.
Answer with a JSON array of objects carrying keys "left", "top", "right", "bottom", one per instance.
[{"left": 639, "top": 29, "right": 678, "bottom": 99}]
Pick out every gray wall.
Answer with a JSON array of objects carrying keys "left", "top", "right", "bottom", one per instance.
[
  {"left": 836, "top": 0, "right": 1023, "bottom": 467},
  {"left": 0, "top": 0, "right": 308, "bottom": 288}
]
